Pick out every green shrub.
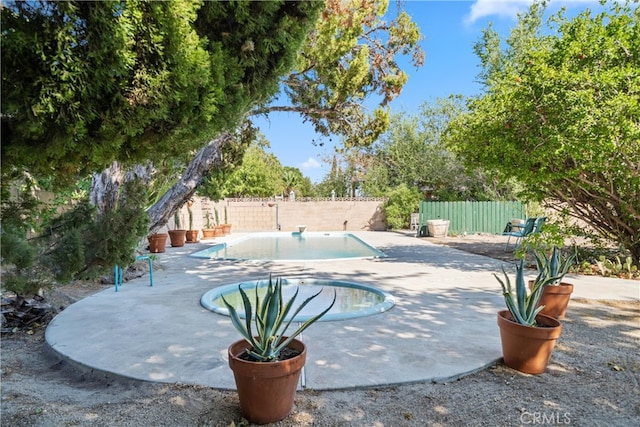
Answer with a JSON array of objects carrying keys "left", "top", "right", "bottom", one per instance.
[
  {"left": 383, "top": 184, "right": 422, "bottom": 230},
  {"left": 1, "top": 180, "right": 149, "bottom": 294}
]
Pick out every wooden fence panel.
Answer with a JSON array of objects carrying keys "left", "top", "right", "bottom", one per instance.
[{"left": 419, "top": 201, "right": 525, "bottom": 235}]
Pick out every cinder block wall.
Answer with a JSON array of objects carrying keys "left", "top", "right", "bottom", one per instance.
[{"left": 171, "top": 197, "right": 387, "bottom": 232}]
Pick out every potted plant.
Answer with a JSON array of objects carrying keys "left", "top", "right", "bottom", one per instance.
[
  {"left": 202, "top": 211, "right": 216, "bottom": 239},
  {"left": 147, "top": 233, "right": 168, "bottom": 253},
  {"left": 222, "top": 275, "right": 336, "bottom": 424},
  {"left": 168, "top": 211, "right": 187, "bottom": 247},
  {"left": 495, "top": 260, "right": 563, "bottom": 374},
  {"left": 185, "top": 201, "right": 199, "bottom": 243},
  {"left": 532, "top": 246, "right": 577, "bottom": 319},
  {"left": 213, "top": 207, "right": 224, "bottom": 237},
  {"left": 221, "top": 206, "right": 232, "bottom": 235}
]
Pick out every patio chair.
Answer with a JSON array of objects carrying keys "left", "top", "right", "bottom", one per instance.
[
  {"left": 533, "top": 216, "right": 547, "bottom": 234},
  {"left": 410, "top": 213, "right": 420, "bottom": 231},
  {"left": 502, "top": 217, "right": 536, "bottom": 251}
]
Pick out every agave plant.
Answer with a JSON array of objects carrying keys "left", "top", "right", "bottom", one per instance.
[
  {"left": 495, "top": 260, "right": 560, "bottom": 327},
  {"left": 534, "top": 246, "right": 576, "bottom": 286},
  {"left": 222, "top": 275, "right": 336, "bottom": 362}
]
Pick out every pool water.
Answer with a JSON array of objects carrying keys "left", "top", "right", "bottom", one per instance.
[
  {"left": 201, "top": 278, "right": 395, "bottom": 321},
  {"left": 190, "top": 232, "right": 385, "bottom": 261}
]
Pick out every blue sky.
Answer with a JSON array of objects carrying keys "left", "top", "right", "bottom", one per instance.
[{"left": 254, "top": 0, "right": 601, "bottom": 183}]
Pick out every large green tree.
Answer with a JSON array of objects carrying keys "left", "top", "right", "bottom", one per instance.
[
  {"left": 147, "top": 0, "right": 423, "bottom": 228},
  {"left": 357, "top": 97, "right": 516, "bottom": 200},
  {"left": 447, "top": 1, "right": 640, "bottom": 262},
  {"left": 255, "top": 0, "right": 423, "bottom": 147},
  {"left": 1, "top": 0, "right": 323, "bottom": 284},
  {"left": 1, "top": 0, "right": 322, "bottom": 185},
  {"left": 223, "top": 141, "right": 284, "bottom": 198}
]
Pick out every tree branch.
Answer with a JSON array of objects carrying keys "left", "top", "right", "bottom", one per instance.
[{"left": 146, "top": 131, "right": 234, "bottom": 233}]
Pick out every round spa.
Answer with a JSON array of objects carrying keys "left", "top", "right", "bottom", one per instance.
[{"left": 201, "top": 278, "right": 395, "bottom": 322}]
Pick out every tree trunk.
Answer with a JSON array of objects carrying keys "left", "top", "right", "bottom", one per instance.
[
  {"left": 90, "top": 162, "right": 124, "bottom": 217},
  {"left": 90, "top": 162, "right": 154, "bottom": 217},
  {"left": 89, "top": 132, "right": 233, "bottom": 235},
  {"left": 146, "top": 132, "right": 233, "bottom": 233}
]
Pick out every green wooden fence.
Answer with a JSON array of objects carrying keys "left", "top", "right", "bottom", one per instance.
[{"left": 418, "top": 201, "right": 525, "bottom": 235}]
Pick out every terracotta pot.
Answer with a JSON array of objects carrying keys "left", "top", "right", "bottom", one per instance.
[
  {"left": 529, "top": 280, "right": 574, "bottom": 319},
  {"left": 147, "top": 233, "right": 168, "bottom": 253},
  {"left": 228, "top": 338, "right": 306, "bottom": 425},
  {"left": 185, "top": 230, "right": 199, "bottom": 243},
  {"left": 539, "top": 283, "right": 574, "bottom": 319},
  {"left": 213, "top": 225, "right": 225, "bottom": 236},
  {"left": 221, "top": 224, "right": 232, "bottom": 235},
  {"left": 497, "top": 310, "right": 562, "bottom": 374},
  {"left": 201, "top": 228, "right": 216, "bottom": 239},
  {"left": 168, "top": 229, "right": 186, "bottom": 247}
]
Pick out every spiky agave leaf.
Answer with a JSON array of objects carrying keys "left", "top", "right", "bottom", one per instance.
[{"left": 224, "top": 274, "right": 336, "bottom": 362}]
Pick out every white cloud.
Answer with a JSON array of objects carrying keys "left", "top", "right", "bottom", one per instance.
[
  {"left": 301, "top": 157, "right": 321, "bottom": 171},
  {"left": 464, "top": 0, "right": 601, "bottom": 25},
  {"left": 465, "top": 0, "right": 532, "bottom": 25}
]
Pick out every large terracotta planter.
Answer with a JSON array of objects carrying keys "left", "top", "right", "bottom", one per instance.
[
  {"left": 228, "top": 338, "right": 306, "bottom": 425},
  {"left": 168, "top": 229, "right": 186, "bottom": 247},
  {"left": 148, "top": 233, "right": 168, "bottom": 253},
  {"left": 185, "top": 230, "right": 199, "bottom": 243},
  {"left": 529, "top": 280, "right": 574, "bottom": 319},
  {"left": 221, "top": 224, "right": 232, "bottom": 235},
  {"left": 497, "top": 310, "right": 562, "bottom": 374},
  {"left": 538, "top": 283, "right": 574, "bottom": 319}
]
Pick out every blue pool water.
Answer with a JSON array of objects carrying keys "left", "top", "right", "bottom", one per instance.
[
  {"left": 201, "top": 278, "right": 395, "bottom": 321},
  {"left": 190, "top": 232, "right": 385, "bottom": 261}
]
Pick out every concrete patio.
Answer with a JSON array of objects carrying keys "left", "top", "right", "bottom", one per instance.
[{"left": 45, "top": 232, "right": 639, "bottom": 390}]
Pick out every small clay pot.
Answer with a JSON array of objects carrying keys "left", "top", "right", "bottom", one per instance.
[
  {"left": 168, "top": 229, "right": 186, "bottom": 247},
  {"left": 228, "top": 338, "right": 306, "bottom": 424},
  {"left": 185, "top": 230, "right": 199, "bottom": 243},
  {"left": 147, "top": 233, "right": 168, "bottom": 253},
  {"left": 529, "top": 280, "right": 574, "bottom": 319},
  {"left": 497, "top": 310, "right": 562, "bottom": 374}
]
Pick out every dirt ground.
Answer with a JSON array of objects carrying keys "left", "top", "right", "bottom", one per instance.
[{"left": 2, "top": 234, "right": 639, "bottom": 426}]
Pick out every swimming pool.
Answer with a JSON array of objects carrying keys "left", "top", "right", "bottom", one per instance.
[
  {"left": 201, "top": 278, "right": 395, "bottom": 321},
  {"left": 190, "top": 232, "right": 385, "bottom": 261}
]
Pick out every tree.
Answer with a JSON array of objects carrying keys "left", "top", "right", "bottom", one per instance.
[
  {"left": 383, "top": 183, "right": 422, "bottom": 229},
  {"left": 446, "top": 1, "right": 640, "bottom": 262},
  {"left": 254, "top": 0, "right": 424, "bottom": 147},
  {"left": 1, "top": 1, "right": 323, "bottom": 186},
  {"left": 360, "top": 97, "right": 516, "bottom": 200},
  {"left": 282, "top": 167, "right": 314, "bottom": 197},
  {"left": 315, "top": 155, "right": 350, "bottom": 197},
  {"left": 223, "top": 142, "right": 284, "bottom": 198},
  {"left": 147, "top": 0, "right": 424, "bottom": 228},
  {"left": 1, "top": 1, "right": 323, "bottom": 280}
]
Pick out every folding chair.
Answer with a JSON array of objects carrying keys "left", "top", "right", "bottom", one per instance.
[
  {"left": 502, "top": 217, "right": 536, "bottom": 251},
  {"left": 533, "top": 216, "right": 547, "bottom": 234}
]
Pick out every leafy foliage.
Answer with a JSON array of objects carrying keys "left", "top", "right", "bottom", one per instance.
[
  {"left": 222, "top": 275, "right": 336, "bottom": 362},
  {"left": 361, "top": 97, "right": 520, "bottom": 200},
  {"left": 447, "top": 1, "right": 640, "bottom": 263},
  {"left": 1, "top": 180, "right": 148, "bottom": 295},
  {"left": 260, "top": 0, "right": 424, "bottom": 147},
  {"left": 383, "top": 184, "right": 422, "bottom": 230},
  {"left": 218, "top": 142, "right": 285, "bottom": 198},
  {"left": 1, "top": 0, "right": 323, "bottom": 186}
]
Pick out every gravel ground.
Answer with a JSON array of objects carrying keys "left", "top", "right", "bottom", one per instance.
[{"left": 1, "top": 234, "right": 639, "bottom": 426}]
